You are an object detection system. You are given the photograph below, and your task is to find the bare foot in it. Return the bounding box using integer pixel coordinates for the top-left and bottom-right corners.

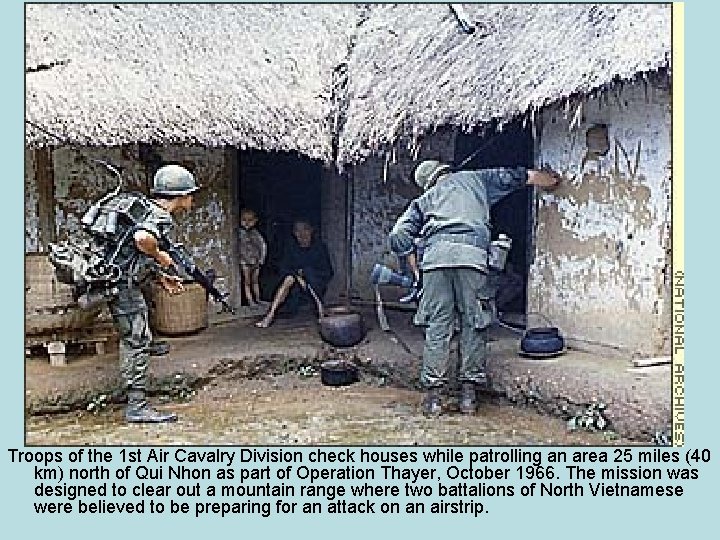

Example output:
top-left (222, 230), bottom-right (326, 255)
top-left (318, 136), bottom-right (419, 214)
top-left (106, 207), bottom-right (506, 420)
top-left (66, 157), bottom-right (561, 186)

top-left (255, 316), bottom-right (272, 328)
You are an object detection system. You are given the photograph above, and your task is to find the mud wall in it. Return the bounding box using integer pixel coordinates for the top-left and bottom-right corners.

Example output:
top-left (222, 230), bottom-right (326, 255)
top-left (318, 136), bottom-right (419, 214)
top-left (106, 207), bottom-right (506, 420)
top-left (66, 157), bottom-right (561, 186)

top-left (24, 145), bottom-right (240, 306)
top-left (530, 81), bottom-right (671, 355)
top-left (349, 131), bottom-right (456, 299)
top-left (24, 151), bottom-right (39, 252)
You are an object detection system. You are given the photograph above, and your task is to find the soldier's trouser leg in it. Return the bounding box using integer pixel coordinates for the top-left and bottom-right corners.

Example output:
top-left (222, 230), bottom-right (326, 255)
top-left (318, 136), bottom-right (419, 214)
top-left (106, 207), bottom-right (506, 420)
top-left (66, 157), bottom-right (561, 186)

top-left (415, 270), bottom-right (456, 389)
top-left (139, 284), bottom-right (169, 356)
top-left (114, 310), bottom-right (151, 394)
top-left (110, 288), bottom-right (177, 423)
top-left (454, 268), bottom-right (492, 384)
top-left (110, 287), bottom-right (152, 394)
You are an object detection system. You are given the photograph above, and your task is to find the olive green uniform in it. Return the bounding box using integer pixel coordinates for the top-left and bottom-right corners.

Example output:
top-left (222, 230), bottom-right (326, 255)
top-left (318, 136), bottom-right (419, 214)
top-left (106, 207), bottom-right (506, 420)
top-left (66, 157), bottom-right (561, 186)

top-left (105, 196), bottom-right (174, 405)
top-left (71, 164), bottom-right (200, 423)
top-left (389, 168), bottom-right (528, 388)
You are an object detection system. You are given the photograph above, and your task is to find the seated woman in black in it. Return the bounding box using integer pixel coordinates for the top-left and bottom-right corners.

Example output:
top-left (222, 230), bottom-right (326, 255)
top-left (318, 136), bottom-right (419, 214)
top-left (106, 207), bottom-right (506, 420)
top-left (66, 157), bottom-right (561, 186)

top-left (255, 220), bottom-right (333, 328)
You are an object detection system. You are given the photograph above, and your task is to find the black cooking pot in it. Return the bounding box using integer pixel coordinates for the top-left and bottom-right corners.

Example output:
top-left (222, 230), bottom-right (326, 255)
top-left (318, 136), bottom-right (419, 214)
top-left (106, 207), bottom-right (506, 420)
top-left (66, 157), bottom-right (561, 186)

top-left (320, 359), bottom-right (359, 386)
top-left (524, 326), bottom-right (560, 338)
top-left (520, 326), bottom-right (565, 356)
top-left (318, 306), bottom-right (366, 348)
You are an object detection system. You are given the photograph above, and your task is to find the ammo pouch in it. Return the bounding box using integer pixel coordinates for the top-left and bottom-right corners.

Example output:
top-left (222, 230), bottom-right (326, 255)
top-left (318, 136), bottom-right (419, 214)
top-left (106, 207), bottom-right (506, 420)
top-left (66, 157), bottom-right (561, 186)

top-left (488, 234), bottom-right (512, 272)
top-left (473, 295), bottom-right (495, 330)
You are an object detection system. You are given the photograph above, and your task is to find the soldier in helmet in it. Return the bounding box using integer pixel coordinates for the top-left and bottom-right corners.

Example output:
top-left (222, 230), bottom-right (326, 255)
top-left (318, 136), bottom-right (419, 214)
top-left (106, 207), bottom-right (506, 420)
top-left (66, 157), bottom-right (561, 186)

top-left (105, 164), bottom-right (200, 423)
top-left (389, 160), bottom-right (560, 416)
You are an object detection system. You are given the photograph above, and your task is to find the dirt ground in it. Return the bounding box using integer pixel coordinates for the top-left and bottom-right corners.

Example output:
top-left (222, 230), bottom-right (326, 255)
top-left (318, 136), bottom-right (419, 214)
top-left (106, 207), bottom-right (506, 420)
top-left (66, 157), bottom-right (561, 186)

top-left (26, 373), bottom-right (632, 446)
top-left (24, 307), bottom-right (671, 445)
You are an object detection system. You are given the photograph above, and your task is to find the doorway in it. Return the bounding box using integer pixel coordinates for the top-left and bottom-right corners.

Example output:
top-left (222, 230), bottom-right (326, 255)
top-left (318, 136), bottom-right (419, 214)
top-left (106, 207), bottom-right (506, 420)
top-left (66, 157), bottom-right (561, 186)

top-left (237, 149), bottom-right (323, 302)
top-left (454, 121), bottom-right (534, 316)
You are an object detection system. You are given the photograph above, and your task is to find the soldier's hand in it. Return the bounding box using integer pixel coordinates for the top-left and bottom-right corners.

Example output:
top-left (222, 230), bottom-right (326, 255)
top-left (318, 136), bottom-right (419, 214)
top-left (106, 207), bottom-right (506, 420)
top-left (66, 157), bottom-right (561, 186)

top-left (155, 250), bottom-right (175, 268)
top-left (541, 164), bottom-right (563, 186)
top-left (528, 168), bottom-right (561, 190)
top-left (159, 274), bottom-right (184, 295)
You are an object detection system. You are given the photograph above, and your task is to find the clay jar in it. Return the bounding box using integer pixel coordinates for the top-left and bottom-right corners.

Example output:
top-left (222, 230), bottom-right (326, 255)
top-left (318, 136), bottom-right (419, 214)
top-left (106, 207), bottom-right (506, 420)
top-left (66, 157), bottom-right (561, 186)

top-left (318, 306), bottom-right (366, 348)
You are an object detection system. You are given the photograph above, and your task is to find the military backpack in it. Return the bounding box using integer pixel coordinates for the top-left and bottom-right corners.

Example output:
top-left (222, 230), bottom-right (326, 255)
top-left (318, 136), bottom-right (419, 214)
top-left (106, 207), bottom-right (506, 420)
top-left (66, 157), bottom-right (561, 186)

top-left (48, 191), bottom-right (156, 308)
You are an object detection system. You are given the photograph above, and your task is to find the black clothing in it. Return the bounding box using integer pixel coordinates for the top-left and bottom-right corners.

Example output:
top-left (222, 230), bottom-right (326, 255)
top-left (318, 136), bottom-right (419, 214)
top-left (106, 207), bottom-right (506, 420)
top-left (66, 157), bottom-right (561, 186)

top-left (279, 238), bottom-right (333, 292)
top-left (278, 237), bottom-right (333, 314)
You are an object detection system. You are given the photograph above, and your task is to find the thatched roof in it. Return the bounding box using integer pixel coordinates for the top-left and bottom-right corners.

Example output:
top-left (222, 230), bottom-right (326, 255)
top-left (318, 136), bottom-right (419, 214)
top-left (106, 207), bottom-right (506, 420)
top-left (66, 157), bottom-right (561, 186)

top-left (338, 3), bottom-right (671, 163)
top-left (25, 4), bottom-right (671, 166)
top-left (25, 3), bottom-right (356, 161)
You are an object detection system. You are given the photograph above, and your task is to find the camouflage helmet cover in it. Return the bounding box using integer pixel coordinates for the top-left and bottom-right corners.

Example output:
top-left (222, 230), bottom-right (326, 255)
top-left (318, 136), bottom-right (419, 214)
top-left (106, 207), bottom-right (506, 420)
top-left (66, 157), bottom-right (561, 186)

top-left (151, 165), bottom-right (200, 197)
top-left (414, 160), bottom-right (451, 191)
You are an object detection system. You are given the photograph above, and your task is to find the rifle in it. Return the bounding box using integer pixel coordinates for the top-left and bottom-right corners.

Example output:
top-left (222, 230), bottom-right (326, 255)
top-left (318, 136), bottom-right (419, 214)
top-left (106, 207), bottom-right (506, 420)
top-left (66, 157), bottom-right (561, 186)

top-left (162, 241), bottom-right (236, 315)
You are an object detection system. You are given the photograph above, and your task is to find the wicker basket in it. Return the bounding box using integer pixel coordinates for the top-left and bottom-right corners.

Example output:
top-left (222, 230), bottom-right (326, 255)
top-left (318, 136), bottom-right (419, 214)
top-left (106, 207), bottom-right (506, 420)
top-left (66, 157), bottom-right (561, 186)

top-left (25, 253), bottom-right (106, 334)
top-left (150, 282), bottom-right (208, 336)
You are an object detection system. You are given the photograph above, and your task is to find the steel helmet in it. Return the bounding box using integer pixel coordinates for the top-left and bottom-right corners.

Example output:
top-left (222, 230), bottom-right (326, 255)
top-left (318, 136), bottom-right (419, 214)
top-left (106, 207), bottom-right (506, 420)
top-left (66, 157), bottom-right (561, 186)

top-left (414, 160), bottom-right (451, 191)
top-left (151, 165), bottom-right (200, 197)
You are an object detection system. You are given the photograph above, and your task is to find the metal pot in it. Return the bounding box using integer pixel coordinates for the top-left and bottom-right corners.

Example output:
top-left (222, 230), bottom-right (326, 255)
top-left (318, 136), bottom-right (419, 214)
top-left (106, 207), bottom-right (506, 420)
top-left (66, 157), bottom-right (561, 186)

top-left (520, 326), bottom-right (565, 357)
top-left (524, 326), bottom-right (560, 338)
top-left (320, 359), bottom-right (359, 386)
top-left (318, 306), bottom-right (366, 348)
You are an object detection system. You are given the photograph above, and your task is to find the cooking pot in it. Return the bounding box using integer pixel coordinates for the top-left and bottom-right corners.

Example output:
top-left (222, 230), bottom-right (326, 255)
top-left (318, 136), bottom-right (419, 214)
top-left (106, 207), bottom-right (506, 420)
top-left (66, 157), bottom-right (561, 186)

top-left (320, 359), bottom-right (359, 386)
top-left (318, 306), bottom-right (366, 348)
top-left (520, 326), bottom-right (565, 357)
top-left (524, 326), bottom-right (560, 338)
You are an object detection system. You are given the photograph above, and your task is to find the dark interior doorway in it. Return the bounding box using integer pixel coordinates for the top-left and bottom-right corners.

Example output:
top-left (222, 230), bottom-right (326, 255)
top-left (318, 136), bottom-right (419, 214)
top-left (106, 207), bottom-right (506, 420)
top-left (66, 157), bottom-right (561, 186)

top-left (238, 149), bottom-right (323, 302)
top-left (454, 121), bottom-right (534, 315)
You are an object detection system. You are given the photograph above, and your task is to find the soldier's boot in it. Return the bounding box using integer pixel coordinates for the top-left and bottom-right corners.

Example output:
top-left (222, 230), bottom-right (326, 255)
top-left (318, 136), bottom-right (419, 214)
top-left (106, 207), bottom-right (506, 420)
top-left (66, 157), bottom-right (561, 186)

top-left (125, 390), bottom-right (178, 423)
top-left (147, 340), bottom-right (170, 357)
top-left (459, 382), bottom-right (478, 415)
top-left (422, 387), bottom-right (442, 417)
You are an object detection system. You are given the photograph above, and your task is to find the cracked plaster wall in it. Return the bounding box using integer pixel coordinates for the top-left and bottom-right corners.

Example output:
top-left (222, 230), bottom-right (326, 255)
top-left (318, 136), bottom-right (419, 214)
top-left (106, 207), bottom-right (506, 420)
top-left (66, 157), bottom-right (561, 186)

top-left (531, 81), bottom-right (671, 355)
